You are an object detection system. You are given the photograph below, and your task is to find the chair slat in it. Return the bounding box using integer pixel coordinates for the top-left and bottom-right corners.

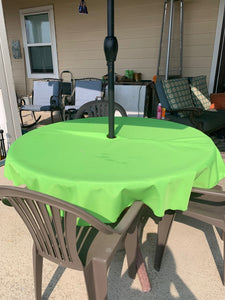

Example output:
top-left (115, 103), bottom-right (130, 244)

top-left (28, 200), bottom-right (56, 256)
top-left (64, 212), bottom-right (83, 269)
top-left (77, 226), bottom-right (92, 254)
top-left (16, 197), bottom-right (48, 253)
top-left (38, 203), bottom-right (62, 259)
top-left (36, 202), bottom-right (57, 257)
top-left (9, 197), bottom-right (43, 254)
top-left (51, 207), bottom-right (69, 262)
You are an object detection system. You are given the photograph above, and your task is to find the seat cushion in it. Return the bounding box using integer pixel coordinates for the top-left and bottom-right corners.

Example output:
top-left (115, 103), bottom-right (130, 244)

top-left (155, 81), bottom-right (171, 110)
top-left (162, 78), bottom-right (194, 118)
top-left (75, 79), bottom-right (102, 109)
top-left (189, 75), bottom-right (211, 110)
top-left (196, 109), bottom-right (225, 133)
top-left (33, 80), bottom-right (60, 106)
top-left (165, 109), bottom-right (225, 133)
top-left (65, 105), bottom-right (77, 110)
top-left (40, 105), bottom-right (52, 111)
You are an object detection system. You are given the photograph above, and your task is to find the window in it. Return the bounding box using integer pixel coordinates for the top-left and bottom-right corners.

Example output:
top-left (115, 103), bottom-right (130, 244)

top-left (20, 6), bottom-right (58, 79)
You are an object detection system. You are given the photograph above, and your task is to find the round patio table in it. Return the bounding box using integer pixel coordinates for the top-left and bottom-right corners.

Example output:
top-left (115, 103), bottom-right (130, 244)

top-left (4, 117), bottom-right (225, 223)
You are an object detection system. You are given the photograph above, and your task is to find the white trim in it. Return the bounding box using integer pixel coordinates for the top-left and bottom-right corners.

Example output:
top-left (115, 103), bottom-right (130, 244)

top-left (209, 0), bottom-right (225, 93)
top-left (20, 5), bottom-right (58, 79)
top-left (0, 0), bottom-right (21, 149)
top-left (20, 5), bottom-right (55, 15)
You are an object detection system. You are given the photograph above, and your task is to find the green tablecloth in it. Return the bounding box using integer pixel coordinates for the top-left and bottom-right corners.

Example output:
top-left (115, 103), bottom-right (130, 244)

top-left (4, 117), bottom-right (225, 223)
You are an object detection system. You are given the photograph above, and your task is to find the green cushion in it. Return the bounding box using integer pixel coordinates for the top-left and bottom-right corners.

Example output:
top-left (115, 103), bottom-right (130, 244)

top-left (162, 78), bottom-right (194, 118)
top-left (189, 75), bottom-right (211, 110)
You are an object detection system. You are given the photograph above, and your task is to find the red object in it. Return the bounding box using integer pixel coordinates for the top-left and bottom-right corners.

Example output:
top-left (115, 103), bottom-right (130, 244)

top-left (157, 103), bottom-right (162, 119)
top-left (210, 93), bottom-right (225, 109)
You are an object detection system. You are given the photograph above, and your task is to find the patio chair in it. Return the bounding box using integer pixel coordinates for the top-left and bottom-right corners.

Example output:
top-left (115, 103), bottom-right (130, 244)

top-left (152, 76), bottom-right (225, 134)
top-left (19, 79), bottom-right (64, 128)
top-left (64, 78), bottom-right (103, 120)
top-left (154, 187), bottom-right (225, 285)
top-left (74, 99), bottom-right (127, 119)
top-left (0, 185), bottom-right (144, 300)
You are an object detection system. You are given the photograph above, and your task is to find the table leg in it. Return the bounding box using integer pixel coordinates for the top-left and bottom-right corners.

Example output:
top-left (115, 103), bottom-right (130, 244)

top-left (154, 211), bottom-right (175, 271)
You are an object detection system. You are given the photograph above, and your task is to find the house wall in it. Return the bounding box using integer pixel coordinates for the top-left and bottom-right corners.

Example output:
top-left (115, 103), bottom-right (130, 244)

top-left (2, 0), bottom-right (220, 96)
top-left (183, 0), bottom-right (220, 78)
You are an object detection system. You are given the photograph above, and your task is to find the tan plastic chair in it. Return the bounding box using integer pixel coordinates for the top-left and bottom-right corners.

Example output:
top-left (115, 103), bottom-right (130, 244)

top-left (74, 99), bottom-right (127, 119)
top-left (154, 187), bottom-right (225, 285)
top-left (0, 186), bottom-right (143, 300)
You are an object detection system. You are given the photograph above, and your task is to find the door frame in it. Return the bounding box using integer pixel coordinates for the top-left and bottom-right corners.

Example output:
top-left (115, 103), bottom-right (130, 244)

top-left (0, 0), bottom-right (21, 150)
top-left (209, 0), bottom-right (225, 93)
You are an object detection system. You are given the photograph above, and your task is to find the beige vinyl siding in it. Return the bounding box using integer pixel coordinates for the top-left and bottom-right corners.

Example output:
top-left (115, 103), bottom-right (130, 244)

top-left (183, 0), bottom-right (220, 80)
top-left (2, 0), bottom-right (27, 96)
top-left (2, 0), bottom-right (220, 96)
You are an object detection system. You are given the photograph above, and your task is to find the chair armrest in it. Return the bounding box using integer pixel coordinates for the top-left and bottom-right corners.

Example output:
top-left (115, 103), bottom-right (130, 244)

top-left (191, 187), bottom-right (225, 197)
top-left (95, 96), bottom-right (103, 100)
top-left (113, 201), bottom-right (144, 233)
top-left (50, 95), bottom-right (64, 110)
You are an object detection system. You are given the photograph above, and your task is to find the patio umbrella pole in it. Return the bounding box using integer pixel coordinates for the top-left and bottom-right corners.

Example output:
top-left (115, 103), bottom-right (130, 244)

top-left (104, 0), bottom-right (118, 138)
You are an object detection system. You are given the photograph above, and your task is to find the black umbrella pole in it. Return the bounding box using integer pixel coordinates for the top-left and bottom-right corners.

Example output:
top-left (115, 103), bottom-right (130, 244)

top-left (107, 61), bottom-right (115, 138)
top-left (104, 0), bottom-right (118, 138)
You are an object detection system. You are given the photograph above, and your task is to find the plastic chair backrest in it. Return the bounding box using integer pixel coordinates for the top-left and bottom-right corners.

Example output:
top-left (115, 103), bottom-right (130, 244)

top-left (74, 100), bottom-right (127, 119)
top-left (75, 78), bottom-right (102, 109)
top-left (0, 186), bottom-right (115, 269)
top-left (0, 185), bottom-right (144, 299)
top-left (33, 80), bottom-right (60, 106)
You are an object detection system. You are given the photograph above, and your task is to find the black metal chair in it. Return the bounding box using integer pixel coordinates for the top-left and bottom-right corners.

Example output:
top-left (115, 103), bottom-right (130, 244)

top-left (19, 79), bottom-right (64, 128)
top-left (64, 78), bottom-right (104, 120)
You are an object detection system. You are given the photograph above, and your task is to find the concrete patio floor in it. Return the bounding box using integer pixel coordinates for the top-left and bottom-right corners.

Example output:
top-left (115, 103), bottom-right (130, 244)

top-left (1, 112), bottom-right (225, 299)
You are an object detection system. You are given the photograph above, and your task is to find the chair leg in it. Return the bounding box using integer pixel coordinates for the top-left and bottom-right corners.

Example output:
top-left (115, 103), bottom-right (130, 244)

top-left (84, 259), bottom-right (108, 300)
top-left (20, 110), bottom-right (41, 128)
top-left (32, 111), bottom-right (37, 121)
top-left (125, 226), bottom-right (138, 279)
top-left (19, 110), bottom-right (24, 127)
top-left (51, 111), bottom-right (54, 123)
top-left (60, 109), bottom-right (64, 121)
top-left (33, 244), bottom-right (43, 300)
top-left (223, 230), bottom-right (225, 285)
top-left (154, 211), bottom-right (175, 271)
